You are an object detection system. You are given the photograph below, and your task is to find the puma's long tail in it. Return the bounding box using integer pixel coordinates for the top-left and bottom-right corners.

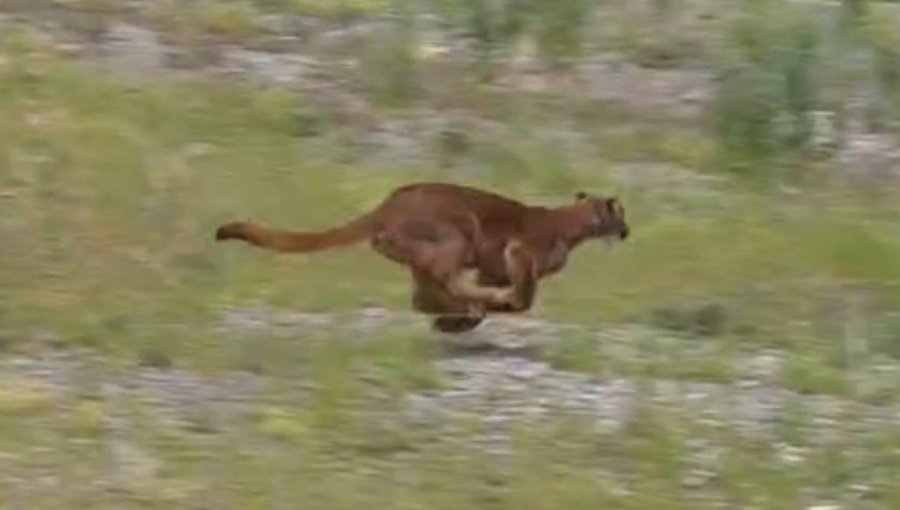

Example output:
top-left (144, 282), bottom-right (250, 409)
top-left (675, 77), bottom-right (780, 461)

top-left (214, 210), bottom-right (378, 253)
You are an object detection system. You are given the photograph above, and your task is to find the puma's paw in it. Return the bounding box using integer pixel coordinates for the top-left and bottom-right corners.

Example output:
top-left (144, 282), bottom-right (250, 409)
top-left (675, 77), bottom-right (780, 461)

top-left (494, 287), bottom-right (518, 306)
top-left (432, 315), bottom-right (484, 333)
top-left (492, 287), bottom-right (532, 313)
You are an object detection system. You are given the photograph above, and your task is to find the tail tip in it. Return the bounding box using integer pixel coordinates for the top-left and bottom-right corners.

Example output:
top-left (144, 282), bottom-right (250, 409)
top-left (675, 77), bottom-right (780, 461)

top-left (215, 221), bottom-right (243, 242)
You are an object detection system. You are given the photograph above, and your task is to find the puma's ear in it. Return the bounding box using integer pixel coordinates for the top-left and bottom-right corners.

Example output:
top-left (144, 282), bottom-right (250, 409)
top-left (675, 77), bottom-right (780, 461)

top-left (606, 197), bottom-right (625, 216)
top-left (575, 191), bottom-right (588, 201)
top-left (604, 197), bottom-right (618, 214)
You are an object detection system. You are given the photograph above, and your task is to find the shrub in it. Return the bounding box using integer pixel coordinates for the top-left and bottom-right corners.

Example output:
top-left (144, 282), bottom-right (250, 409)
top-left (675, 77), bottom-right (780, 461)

top-left (862, 14), bottom-right (900, 131)
top-left (712, 5), bottom-right (822, 175)
top-left (531, 0), bottom-right (590, 68)
top-left (198, 1), bottom-right (261, 43)
top-left (289, 0), bottom-right (391, 20)
top-left (362, 1), bottom-right (422, 106)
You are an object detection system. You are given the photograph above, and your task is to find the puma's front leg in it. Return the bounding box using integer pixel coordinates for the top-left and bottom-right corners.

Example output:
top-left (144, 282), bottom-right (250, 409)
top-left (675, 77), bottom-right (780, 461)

top-left (445, 269), bottom-right (514, 307)
top-left (497, 240), bottom-right (538, 312)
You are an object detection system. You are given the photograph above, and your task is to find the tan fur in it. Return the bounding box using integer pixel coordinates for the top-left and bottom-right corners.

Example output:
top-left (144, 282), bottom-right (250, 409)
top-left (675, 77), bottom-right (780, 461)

top-left (215, 182), bottom-right (629, 332)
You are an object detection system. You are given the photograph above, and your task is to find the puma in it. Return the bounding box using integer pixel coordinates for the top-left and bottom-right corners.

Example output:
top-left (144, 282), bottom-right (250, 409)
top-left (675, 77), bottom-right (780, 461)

top-left (215, 182), bottom-right (629, 333)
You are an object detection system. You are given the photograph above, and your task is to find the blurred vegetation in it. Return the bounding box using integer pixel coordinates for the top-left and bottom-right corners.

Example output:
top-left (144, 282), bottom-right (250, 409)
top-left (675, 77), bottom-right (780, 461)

top-left (1, 0), bottom-right (900, 508)
top-left (0, 0), bottom-right (899, 381)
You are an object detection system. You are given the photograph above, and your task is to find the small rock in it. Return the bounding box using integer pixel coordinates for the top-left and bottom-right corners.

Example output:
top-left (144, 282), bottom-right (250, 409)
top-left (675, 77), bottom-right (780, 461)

top-left (507, 361), bottom-right (547, 381)
top-left (839, 129), bottom-right (900, 179)
top-left (219, 47), bottom-right (320, 85)
top-left (739, 351), bottom-right (783, 381)
top-left (110, 441), bottom-right (161, 489)
top-left (98, 23), bottom-right (168, 73)
top-left (850, 484), bottom-right (874, 499)
top-left (681, 469), bottom-right (717, 489)
top-left (811, 110), bottom-right (838, 151)
top-left (776, 443), bottom-right (806, 465)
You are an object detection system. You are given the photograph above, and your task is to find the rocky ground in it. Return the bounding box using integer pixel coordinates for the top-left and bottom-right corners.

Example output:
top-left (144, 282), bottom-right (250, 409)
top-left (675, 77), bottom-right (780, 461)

top-left (3, 308), bottom-right (898, 460)
top-left (1, 308), bottom-right (898, 509)
top-left (2, 3), bottom-right (899, 177)
top-left (2, 3), bottom-right (900, 508)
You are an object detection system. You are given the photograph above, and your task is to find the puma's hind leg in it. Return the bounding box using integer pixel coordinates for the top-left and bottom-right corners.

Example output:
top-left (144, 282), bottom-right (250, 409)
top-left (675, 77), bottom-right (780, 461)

top-left (411, 269), bottom-right (485, 333)
top-left (371, 220), bottom-right (515, 307)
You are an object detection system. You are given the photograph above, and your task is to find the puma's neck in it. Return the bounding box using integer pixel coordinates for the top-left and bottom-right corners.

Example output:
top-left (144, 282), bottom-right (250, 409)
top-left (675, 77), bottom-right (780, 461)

top-left (525, 205), bottom-right (595, 247)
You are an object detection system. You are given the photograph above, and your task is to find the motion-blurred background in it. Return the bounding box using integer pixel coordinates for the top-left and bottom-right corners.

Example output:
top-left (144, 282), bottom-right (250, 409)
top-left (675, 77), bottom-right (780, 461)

top-left (1, 1), bottom-right (899, 508)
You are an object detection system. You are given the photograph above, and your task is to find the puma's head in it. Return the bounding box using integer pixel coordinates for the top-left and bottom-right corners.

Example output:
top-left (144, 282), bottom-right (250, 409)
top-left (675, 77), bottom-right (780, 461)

top-left (574, 192), bottom-right (630, 241)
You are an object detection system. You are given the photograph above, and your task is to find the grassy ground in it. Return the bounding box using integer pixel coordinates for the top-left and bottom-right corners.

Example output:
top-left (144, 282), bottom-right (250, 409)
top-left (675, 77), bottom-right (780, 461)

top-left (2, 38), bottom-right (899, 362)
top-left (2, 325), bottom-right (899, 510)
top-left (1, 12), bottom-right (900, 510)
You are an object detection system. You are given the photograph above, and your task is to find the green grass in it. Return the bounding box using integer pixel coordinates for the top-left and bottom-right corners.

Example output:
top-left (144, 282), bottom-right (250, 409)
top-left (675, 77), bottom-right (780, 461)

top-left (2, 34), bottom-right (900, 364)
top-left (286, 0), bottom-right (391, 20)
top-left (781, 352), bottom-right (854, 396)
top-left (3, 383), bottom-right (896, 510)
top-left (0, 380), bottom-right (57, 415)
top-left (2, 21), bottom-right (900, 510)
